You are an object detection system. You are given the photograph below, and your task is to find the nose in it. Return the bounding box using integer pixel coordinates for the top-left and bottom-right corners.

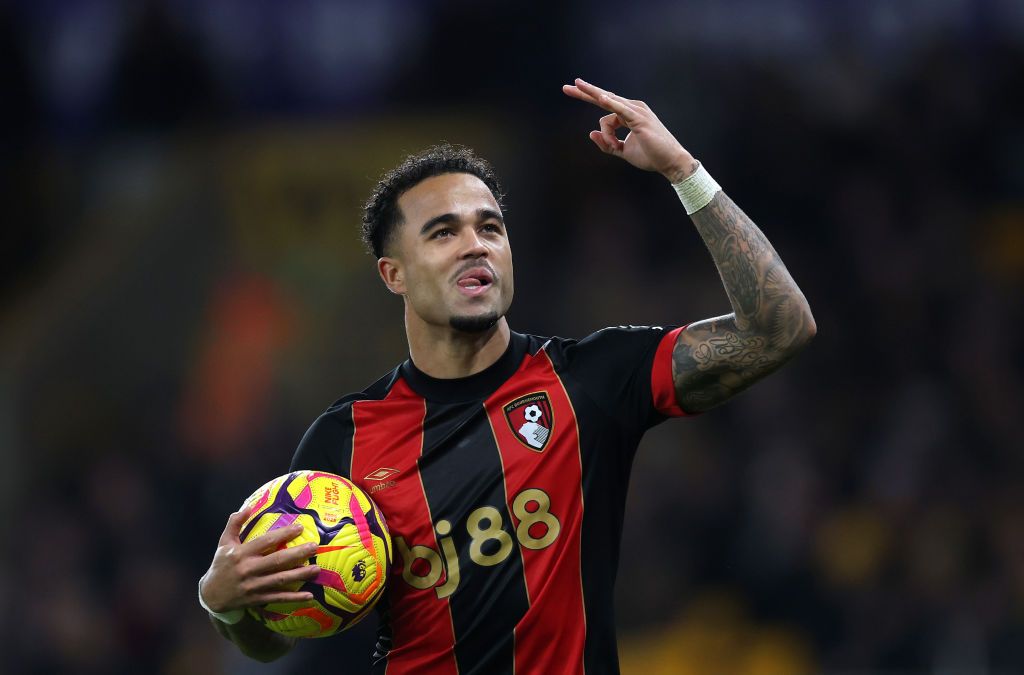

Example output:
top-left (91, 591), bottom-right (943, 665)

top-left (459, 229), bottom-right (488, 258)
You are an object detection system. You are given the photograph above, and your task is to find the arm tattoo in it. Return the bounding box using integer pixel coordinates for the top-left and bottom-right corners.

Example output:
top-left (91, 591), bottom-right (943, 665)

top-left (673, 192), bottom-right (815, 412)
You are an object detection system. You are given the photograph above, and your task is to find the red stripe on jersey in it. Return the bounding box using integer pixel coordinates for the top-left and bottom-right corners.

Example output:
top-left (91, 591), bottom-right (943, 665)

top-left (652, 325), bottom-right (689, 417)
top-left (350, 378), bottom-right (458, 675)
top-left (485, 348), bottom-right (586, 675)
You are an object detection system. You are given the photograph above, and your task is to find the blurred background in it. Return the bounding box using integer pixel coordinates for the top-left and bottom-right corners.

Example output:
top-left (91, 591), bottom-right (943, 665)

top-left (2, 0), bottom-right (1023, 673)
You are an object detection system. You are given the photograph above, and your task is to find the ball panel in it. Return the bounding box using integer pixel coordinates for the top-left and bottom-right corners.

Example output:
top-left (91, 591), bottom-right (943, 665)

top-left (249, 600), bottom-right (343, 638)
top-left (314, 520), bottom-right (384, 614)
top-left (239, 474), bottom-right (289, 536)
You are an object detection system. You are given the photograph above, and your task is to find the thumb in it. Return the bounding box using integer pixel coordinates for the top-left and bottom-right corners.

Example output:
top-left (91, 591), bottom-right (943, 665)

top-left (589, 130), bottom-right (620, 156)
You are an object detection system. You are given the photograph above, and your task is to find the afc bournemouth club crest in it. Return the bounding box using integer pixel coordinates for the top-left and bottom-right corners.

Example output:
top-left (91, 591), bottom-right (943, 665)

top-left (503, 392), bottom-right (554, 452)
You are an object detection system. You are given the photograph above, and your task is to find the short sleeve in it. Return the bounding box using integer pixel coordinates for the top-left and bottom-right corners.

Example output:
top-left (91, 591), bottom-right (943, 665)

top-left (557, 324), bottom-right (693, 438)
top-left (650, 325), bottom-right (688, 418)
top-left (288, 408), bottom-right (353, 478)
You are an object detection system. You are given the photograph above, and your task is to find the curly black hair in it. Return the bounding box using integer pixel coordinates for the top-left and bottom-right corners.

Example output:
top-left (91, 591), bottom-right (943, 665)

top-left (361, 144), bottom-right (506, 258)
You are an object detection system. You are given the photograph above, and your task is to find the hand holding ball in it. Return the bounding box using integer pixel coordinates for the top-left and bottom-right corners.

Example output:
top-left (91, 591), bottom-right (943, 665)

top-left (237, 470), bottom-right (392, 637)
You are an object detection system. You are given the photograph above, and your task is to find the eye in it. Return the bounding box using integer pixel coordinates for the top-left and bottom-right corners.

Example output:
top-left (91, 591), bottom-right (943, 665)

top-left (430, 227), bottom-right (453, 239)
top-left (482, 223), bottom-right (503, 234)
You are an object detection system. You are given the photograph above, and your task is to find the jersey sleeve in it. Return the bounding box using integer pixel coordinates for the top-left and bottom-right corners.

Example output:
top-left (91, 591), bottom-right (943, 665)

top-left (559, 324), bottom-right (693, 437)
top-left (288, 405), bottom-right (354, 478)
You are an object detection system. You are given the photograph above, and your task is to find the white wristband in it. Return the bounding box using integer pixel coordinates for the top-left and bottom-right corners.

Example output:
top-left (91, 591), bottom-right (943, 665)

top-left (198, 575), bottom-right (245, 625)
top-left (672, 162), bottom-right (721, 215)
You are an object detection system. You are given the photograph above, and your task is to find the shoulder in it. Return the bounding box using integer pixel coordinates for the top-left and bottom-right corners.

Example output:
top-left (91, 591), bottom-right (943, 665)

top-left (291, 365), bottom-right (404, 474)
top-left (337, 366), bottom-right (403, 407)
top-left (311, 366), bottom-right (404, 427)
top-left (531, 325), bottom-right (677, 367)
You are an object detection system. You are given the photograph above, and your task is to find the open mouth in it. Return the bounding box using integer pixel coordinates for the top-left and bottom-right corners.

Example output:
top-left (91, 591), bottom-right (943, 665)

top-left (456, 268), bottom-right (494, 296)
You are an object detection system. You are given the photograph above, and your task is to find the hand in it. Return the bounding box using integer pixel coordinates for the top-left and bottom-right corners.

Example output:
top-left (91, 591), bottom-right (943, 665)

top-left (562, 77), bottom-right (697, 182)
top-left (200, 509), bottom-right (321, 614)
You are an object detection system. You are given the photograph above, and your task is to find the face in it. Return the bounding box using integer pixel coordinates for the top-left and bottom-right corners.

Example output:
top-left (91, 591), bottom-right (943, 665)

top-left (379, 172), bottom-right (514, 333)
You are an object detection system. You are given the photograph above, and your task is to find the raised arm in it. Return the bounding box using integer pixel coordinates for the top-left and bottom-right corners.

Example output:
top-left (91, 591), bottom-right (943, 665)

top-left (563, 77), bottom-right (816, 413)
top-left (672, 192), bottom-right (815, 412)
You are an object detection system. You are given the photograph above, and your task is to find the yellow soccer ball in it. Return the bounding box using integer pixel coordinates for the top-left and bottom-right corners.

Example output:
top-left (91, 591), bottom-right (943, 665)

top-left (238, 470), bottom-right (392, 637)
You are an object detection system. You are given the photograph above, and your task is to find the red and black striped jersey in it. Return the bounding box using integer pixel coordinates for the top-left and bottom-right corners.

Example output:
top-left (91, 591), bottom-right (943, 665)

top-left (290, 326), bottom-right (692, 674)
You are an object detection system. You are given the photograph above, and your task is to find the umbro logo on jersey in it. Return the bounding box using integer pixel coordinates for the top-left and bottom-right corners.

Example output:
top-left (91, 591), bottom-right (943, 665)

top-left (365, 467), bottom-right (400, 481)
top-left (503, 392), bottom-right (554, 452)
top-left (365, 467), bottom-right (400, 494)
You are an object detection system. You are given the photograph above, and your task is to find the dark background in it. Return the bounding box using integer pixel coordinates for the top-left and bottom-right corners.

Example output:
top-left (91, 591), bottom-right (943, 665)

top-left (3, 1), bottom-right (1023, 673)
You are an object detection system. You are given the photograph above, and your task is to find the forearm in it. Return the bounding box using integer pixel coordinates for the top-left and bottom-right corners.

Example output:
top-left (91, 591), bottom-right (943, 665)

top-left (688, 190), bottom-right (815, 349)
top-left (210, 613), bottom-right (296, 663)
top-left (560, 78), bottom-right (814, 410)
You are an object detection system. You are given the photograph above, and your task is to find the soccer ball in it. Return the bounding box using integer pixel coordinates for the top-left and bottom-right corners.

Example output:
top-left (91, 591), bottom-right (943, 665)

top-left (238, 470), bottom-right (392, 637)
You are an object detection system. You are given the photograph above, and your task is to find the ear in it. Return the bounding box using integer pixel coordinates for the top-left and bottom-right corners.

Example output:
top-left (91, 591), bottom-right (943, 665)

top-left (378, 256), bottom-right (405, 295)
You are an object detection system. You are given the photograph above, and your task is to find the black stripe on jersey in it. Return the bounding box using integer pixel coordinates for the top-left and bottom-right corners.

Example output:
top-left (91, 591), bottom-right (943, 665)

top-left (289, 401), bottom-right (355, 479)
top-left (560, 374), bottom-right (632, 674)
top-left (418, 399), bottom-right (529, 675)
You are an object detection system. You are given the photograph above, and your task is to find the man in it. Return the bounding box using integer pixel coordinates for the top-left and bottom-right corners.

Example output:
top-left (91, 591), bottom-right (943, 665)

top-left (199, 78), bottom-right (816, 673)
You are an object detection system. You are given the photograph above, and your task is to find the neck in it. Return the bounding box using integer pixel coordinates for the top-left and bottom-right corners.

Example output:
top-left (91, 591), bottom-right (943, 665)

top-left (405, 309), bottom-right (512, 379)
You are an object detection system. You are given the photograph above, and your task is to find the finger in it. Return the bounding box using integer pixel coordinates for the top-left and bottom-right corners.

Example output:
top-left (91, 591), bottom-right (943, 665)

top-left (562, 84), bottom-right (600, 106)
top-left (251, 590), bottom-right (316, 606)
top-left (252, 542), bottom-right (318, 573)
top-left (598, 113), bottom-right (625, 151)
top-left (573, 77), bottom-right (613, 100)
top-left (589, 130), bottom-right (616, 155)
top-left (564, 80), bottom-right (643, 124)
top-left (242, 522), bottom-right (305, 555)
top-left (573, 78), bottom-right (643, 120)
top-left (595, 93), bottom-right (642, 126)
top-left (219, 509), bottom-right (250, 546)
top-left (249, 564), bottom-right (321, 592)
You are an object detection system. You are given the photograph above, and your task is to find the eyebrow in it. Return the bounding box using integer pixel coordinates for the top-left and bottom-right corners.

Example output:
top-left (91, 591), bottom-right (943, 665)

top-left (419, 209), bottom-right (505, 236)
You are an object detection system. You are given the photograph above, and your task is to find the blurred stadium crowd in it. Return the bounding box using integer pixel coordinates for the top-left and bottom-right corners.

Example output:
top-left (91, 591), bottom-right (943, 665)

top-left (2, 1), bottom-right (1023, 673)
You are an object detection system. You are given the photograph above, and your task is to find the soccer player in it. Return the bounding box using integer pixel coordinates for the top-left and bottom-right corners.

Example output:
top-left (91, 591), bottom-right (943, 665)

top-left (199, 78), bottom-right (816, 673)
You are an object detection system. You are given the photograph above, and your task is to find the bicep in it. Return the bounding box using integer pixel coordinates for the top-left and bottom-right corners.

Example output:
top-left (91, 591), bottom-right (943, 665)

top-left (671, 314), bottom-right (791, 413)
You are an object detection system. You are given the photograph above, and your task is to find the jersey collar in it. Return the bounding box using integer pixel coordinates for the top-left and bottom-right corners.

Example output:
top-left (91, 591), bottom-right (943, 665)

top-left (400, 331), bottom-right (528, 403)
